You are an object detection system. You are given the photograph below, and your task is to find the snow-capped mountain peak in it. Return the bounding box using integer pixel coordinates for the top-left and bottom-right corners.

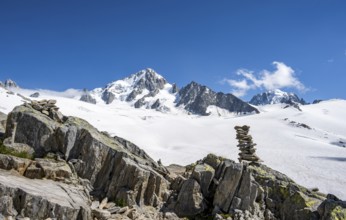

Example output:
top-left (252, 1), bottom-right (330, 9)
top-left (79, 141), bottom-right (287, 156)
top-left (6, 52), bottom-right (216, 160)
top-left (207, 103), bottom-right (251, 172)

top-left (116, 68), bottom-right (166, 89)
top-left (85, 68), bottom-right (177, 112)
top-left (249, 89), bottom-right (306, 106)
top-left (1, 79), bottom-right (19, 89)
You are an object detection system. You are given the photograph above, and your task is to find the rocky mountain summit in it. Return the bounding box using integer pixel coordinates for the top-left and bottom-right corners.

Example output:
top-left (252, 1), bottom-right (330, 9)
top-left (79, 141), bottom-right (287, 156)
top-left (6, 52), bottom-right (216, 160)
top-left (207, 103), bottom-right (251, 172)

top-left (177, 82), bottom-right (259, 115)
top-left (249, 89), bottom-right (306, 106)
top-left (0, 79), bottom-right (19, 89)
top-left (0, 102), bottom-right (345, 219)
top-left (95, 68), bottom-right (172, 111)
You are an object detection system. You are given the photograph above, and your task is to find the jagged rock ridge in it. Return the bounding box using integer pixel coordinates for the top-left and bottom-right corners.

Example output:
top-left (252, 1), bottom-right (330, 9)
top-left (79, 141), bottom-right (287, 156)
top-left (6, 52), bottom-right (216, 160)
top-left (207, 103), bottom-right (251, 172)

top-left (249, 89), bottom-right (306, 106)
top-left (177, 81), bottom-right (259, 115)
top-left (84, 68), bottom-right (259, 115)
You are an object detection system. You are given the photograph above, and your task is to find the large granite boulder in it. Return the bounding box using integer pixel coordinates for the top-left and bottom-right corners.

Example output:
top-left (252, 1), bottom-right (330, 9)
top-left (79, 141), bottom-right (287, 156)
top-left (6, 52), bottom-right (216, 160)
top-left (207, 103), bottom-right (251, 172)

top-left (174, 179), bottom-right (205, 217)
top-left (0, 169), bottom-right (91, 220)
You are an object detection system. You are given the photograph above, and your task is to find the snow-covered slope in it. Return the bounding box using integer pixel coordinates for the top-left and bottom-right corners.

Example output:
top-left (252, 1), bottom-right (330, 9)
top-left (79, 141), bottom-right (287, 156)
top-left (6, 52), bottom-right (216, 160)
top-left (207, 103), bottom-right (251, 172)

top-left (1, 84), bottom-right (346, 200)
top-left (250, 89), bottom-right (306, 105)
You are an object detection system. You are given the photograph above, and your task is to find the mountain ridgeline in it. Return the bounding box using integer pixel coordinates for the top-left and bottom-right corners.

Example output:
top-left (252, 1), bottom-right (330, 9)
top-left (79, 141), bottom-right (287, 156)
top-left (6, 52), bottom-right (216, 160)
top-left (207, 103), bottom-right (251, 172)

top-left (82, 68), bottom-right (259, 115)
top-left (177, 81), bottom-right (259, 115)
top-left (249, 89), bottom-right (306, 106)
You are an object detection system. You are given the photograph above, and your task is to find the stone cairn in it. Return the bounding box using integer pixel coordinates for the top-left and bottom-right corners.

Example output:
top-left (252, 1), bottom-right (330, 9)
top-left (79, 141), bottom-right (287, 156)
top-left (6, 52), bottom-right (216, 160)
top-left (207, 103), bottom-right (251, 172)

top-left (235, 125), bottom-right (262, 165)
top-left (24, 99), bottom-right (64, 123)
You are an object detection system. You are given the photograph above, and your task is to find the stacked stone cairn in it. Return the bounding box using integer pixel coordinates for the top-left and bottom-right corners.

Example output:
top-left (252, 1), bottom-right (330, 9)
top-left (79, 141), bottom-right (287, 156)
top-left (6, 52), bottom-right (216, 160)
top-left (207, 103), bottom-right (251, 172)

top-left (235, 125), bottom-right (262, 165)
top-left (24, 99), bottom-right (64, 123)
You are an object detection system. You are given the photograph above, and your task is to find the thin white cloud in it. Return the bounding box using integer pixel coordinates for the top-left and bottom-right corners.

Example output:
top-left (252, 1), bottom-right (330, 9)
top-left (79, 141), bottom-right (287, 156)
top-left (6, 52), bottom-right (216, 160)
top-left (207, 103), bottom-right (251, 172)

top-left (224, 62), bottom-right (307, 97)
top-left (223, 79), bottom-right (254, 97)
top-left (327, 58), bottom-right (334, 63)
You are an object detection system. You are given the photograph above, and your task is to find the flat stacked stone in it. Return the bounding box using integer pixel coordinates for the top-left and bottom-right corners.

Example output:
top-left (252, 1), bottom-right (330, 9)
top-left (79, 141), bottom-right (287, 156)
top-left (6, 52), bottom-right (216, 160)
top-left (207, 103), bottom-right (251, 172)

top-left (234, 125), bottom-right (262, 165)
top-left (24, 99), bottom-right (64, 123)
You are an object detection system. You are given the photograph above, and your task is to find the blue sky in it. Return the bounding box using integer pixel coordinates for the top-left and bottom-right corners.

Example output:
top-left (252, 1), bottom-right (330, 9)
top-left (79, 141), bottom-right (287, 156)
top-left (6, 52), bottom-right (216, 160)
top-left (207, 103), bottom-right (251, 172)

top-left (1, 0), bottom-right (346, 102)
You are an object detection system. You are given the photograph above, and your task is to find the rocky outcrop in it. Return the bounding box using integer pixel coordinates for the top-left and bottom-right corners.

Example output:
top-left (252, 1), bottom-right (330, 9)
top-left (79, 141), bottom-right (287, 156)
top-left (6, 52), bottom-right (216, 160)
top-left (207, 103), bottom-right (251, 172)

top-left (171, 83), bottom-right (179, 93)
top-left (102, 90), bottom-right (116, 104)
top-left (313, 99), bottom-right (323, 104)
top-left (0, 169), bottom-right (91, 220)
top-left (318, 194), bottom-right (346, 220)
top-left (164, 154), bottom-right (337, 220)
top-left (0, 111), bottom-right (6, 138)
top-left (4, 79), bottom-right (19, 88)
top-left (126, 89), bottom-right (143, 102)
top-left (4, 103), bottom-right (169, 209)
top-left (0, 154), bottom-right (32, 175)
top-left (29, 92), bottom-right (40, 98)
top-left (134, 89), bottom-right (161, 109)
top-left (80, 90), bottom-right (96, 104)
top-left (177, 82), bottom-right (259, 115)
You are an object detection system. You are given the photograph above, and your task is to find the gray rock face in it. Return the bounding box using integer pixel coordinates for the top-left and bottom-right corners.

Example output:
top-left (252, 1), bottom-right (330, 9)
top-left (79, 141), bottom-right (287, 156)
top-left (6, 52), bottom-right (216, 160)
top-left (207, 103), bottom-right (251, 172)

top-left (4, 104), bottom-right (169, 208)
top-left (133, 69), bottom-right (167, 92)
top-left (134, 89), bottom-right (161, 109)
top-left (249, 89), bottom-right (306, 106)
top-left (0, 111), bottom-right (6, 138)
top-left (177, 82), bottom-right (259, 115)
top-left (126, 89), bottom-right (143, 102)
top-left (0, 154), bottom-right (32, 175)
top-left (313, 99), bottom-right (323, 104)
top-left (4, 79), bottom-right (19, 88)
top-left (191, 164), bottom-right (214, 197)
top-left (151, 99), bottom-right (161, 109)
top-left (174, 179), bottom-right (205, 217)
top-left (318, 194), bottom-right (346, 220)
top-left (80, 92), bottom-right (96, 104)
top-left (134, 97), bottom-right (145, 108)
top-left (0, 169), bottom-right (91, 220)
top-left (171, 83), bottom-right (179, 93)
top-left (102, 91), bottom-right (115, 104)
top-left (213, 161), bottom-right (244, 213)
top-left (29, 92), bottom-right (40, 98)
top-left (5, 105), bottom-right (60, 157)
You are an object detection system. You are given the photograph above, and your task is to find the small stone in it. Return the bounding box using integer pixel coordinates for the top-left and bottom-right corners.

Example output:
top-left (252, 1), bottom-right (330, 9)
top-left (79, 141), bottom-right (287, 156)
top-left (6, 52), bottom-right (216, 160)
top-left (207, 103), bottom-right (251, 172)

top-left (118, 206), bottom-right (128, 214)
top-left (48, 99), bottom-right (57, 105)
top-left (99, 197), bottom-right (108, 209)
top-left (91, 201), bottom-right (100, 209)
top-left (42, 110), bottom-right (49, 115)
top-left (108, 206), bottom-right (121, 214)
top-left (105, 202), bottom-right (116, 209)
top-left (92, 208), bottom-right (111, 220)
